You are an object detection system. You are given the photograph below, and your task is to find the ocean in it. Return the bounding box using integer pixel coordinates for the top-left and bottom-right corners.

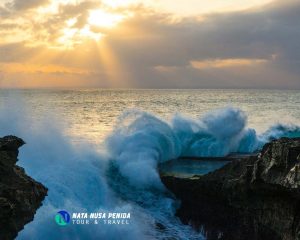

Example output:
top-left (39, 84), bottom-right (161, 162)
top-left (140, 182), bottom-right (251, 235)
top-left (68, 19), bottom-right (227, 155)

top-left (1, 89), bottom-right (300, 239)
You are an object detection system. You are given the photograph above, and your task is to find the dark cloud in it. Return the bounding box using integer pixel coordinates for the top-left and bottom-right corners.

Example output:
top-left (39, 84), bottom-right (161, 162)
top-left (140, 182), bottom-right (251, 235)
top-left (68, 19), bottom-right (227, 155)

top-left (9, 0), bottom-right (50, 11)
top-left (0, 6), bottom-right (10, 17)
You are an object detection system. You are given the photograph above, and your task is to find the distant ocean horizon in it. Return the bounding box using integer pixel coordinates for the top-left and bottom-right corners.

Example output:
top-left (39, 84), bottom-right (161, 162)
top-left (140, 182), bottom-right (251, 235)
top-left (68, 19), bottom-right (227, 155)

top-left (1, 88), bottom-right (300, 143)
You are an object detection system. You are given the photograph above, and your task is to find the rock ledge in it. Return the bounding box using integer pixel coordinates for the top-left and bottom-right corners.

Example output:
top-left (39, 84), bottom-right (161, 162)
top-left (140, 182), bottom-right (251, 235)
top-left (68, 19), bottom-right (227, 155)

top-left (161, 138), bottom-right (300, 240)
top-left (0, 136), bottom-right (47, 240)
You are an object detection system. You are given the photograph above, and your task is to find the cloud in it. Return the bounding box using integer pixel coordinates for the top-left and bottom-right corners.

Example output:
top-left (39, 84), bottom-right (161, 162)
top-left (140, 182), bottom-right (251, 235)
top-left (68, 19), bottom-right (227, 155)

top-left (0, 62), bottom-right (93, 75)
top-left (190, 59), bottom-right (268, 69)
top-left (9, 0), bottom-right (50, 11)
top-left (58, 1), bottom-right (101, 28)
top-left (97, 0), bottom-right (300, 88)
top-left (1, 0), bottom-right (300, 89)
top-left (0, 6), bottom-right (10, 16)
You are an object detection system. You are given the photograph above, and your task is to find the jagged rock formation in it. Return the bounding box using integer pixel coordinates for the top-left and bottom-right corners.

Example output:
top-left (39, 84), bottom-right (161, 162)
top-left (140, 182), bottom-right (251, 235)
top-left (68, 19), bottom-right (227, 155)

top-left (161, 138), bottom-right (300, 240)
top-left (0, 136), bottom-right (47, 240)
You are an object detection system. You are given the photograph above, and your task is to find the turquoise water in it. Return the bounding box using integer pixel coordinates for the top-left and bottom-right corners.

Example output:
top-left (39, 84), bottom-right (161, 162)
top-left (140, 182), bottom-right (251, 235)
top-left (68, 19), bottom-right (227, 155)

top-left (159, 159), bottom-right (229, 178)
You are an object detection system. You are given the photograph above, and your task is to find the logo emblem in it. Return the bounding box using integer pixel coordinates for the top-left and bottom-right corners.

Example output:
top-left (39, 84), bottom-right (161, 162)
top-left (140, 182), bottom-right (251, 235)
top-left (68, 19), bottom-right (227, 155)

top-left (55, 210), bottom-right (70, 226)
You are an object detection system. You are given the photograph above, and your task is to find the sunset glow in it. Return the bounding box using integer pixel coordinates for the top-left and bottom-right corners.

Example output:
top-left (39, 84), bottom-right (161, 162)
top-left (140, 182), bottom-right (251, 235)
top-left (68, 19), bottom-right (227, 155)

top-left (0, 0), bottom-right (299, 89)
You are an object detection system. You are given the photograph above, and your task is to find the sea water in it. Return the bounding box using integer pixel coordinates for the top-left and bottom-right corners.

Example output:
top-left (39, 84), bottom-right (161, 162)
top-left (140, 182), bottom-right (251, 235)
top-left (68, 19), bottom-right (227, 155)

top-left (0, 89), bottom-right (300, 239)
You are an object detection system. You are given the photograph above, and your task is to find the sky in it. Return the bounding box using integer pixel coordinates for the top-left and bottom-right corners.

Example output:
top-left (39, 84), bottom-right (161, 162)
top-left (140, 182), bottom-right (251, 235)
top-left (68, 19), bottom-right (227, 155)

top-left (0, 0), bottom-right (299, 89)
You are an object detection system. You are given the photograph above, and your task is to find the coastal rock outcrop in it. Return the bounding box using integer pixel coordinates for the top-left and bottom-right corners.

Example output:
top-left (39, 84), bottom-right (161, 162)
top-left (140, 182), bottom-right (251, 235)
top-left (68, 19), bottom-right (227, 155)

top-left (161, 138), bottom-right (300, 240)
top-left (0, 136), bottom-right (47, 240)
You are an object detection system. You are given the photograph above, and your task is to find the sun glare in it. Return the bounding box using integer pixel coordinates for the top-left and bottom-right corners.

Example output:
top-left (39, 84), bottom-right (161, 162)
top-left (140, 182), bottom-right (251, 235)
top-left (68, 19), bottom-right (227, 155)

top-left (55, 9), bottom-right (125, 48)
top-left (102, 0), bottom-right (139, 8)
top-left (88, 10), bottom-right (124, 28)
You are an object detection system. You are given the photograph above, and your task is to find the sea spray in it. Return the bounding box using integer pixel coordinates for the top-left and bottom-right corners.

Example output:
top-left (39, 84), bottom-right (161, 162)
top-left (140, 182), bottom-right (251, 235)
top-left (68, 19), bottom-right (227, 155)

top-left (173, 107), bottom-right (258, 157)
top-left (105, 110), bottom-right (181, 188)
top-left (0, 98), bottom-right (151, 239)
top-left (172, 107), bottom-right (300, 157)
top-left (0, 98), bottom-right (202, 239)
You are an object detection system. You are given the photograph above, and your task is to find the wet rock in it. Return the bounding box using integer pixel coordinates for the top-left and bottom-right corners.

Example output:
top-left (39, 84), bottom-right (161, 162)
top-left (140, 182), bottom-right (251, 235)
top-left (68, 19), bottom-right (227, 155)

top-left (0, 136), bottom-right (47, 240)
top-left (161, 138), bottom-right (300, 240)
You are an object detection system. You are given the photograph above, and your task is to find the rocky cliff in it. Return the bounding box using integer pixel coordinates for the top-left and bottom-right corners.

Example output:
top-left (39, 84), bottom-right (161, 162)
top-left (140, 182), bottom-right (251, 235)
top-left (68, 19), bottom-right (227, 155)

top-left (161, 138), bottom-right (300, 240)
top-left (0, 136), bottom-right (47, 240)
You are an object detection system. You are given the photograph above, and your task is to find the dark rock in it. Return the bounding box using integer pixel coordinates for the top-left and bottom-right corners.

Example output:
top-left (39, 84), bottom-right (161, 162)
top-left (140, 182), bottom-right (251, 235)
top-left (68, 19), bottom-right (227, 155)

top-left (0, 135), bottom-right (25, 152)
top-left (0, 136), bottom-right (47, 240)
top-left (161, 138), bottom-right (300, 240)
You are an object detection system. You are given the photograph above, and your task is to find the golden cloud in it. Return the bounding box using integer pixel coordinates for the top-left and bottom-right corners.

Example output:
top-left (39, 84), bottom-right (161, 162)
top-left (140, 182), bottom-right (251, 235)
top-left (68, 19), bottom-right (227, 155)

top-left (0, 62), bottom-right (92, 75)
top-left (190, 58), bottom-right (268, 69)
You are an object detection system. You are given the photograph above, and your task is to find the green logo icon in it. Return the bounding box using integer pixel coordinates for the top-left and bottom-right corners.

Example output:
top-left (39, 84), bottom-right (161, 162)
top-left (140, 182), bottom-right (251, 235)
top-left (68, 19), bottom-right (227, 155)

top-left (55, 210), bottom-right (70, 226)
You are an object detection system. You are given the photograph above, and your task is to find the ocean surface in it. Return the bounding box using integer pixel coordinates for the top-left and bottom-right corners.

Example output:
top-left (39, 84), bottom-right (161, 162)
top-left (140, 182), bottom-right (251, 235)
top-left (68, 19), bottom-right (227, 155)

top-left (1, 89), bottom-right (300, 239)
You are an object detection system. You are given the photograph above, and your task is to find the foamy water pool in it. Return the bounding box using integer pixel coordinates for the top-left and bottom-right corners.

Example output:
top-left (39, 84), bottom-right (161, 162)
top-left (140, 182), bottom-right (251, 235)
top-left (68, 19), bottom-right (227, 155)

top-left (159, 158), bottom-right (229, 178)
